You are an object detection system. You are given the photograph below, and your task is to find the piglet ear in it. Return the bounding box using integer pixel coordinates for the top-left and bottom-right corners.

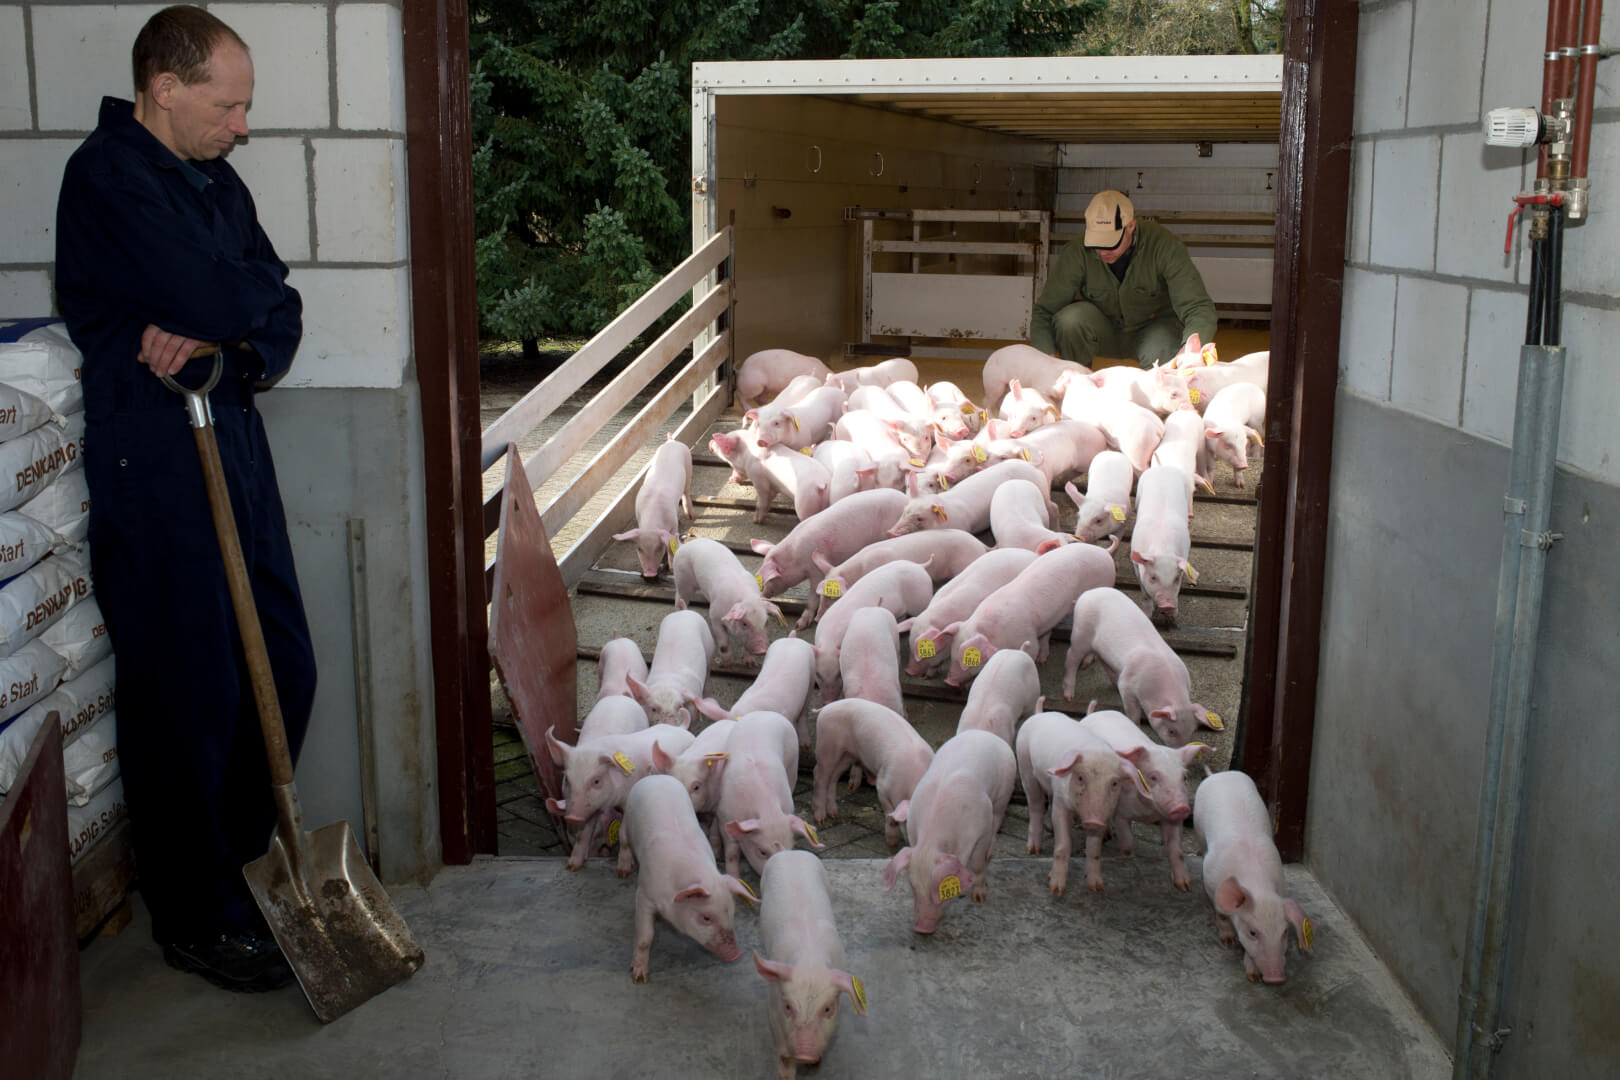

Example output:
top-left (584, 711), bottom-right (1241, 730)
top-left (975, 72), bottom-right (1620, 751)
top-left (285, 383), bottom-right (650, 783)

top-left (626, 675), bottom-right (652, 706)
top-left (749, 539), bottom-right (775, 555)
top-left (650, 742), bottom-right (675, 773)
top-left (1130, 550), bottom-right (1151, 565)
top-left (1206, 425), bottom-right (1226, 439)
top-left (882, 847), bottom-right (913, 892)
top-left (544, 797), bottom-right (566, 816)
top-left (1284, 899), bottom-right (1311, 951)
top-left (725, 818), bottom-right (762, 837)
top-left (744, 409), bottom-right (759, 422)
top-left (1048, 749), bottom-right (1083, 778)
top-left (830, 969), bottom-right (868, 1015)
top-left (544, 725), bottom-right (571, 766)
top-left (754, 952), bottom-right (793, 984)
top-left (724, 601), bottom-right (749, 624)
top-left (1213, 876), bottom-right (1251, 915)
top-left (672, 884), bottom-right (712, 903)
top-left (790, 816), bottom-right (824, 848)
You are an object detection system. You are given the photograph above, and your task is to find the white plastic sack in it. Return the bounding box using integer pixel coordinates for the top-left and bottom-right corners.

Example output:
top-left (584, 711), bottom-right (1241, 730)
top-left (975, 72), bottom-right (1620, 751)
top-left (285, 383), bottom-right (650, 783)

top-left (0, 638), bottom-right (68, 725)
top-left (0, 321), bottom-right (85, 415)
top-left (68, 776), bottom-right (126, 866)
top-left (63, 708), bottom-right (118, 807)
top-left (0, 411), bottom-right (85, 514)
top-left (0, 548), bottom-right (90, 658)
top-left (0, 382), bottom-right (63, 443)
top-left (0, 655), bottom-right (116, 790)
top-left (0, 509), bottom-right (69, 581)
top-left (42, 594), bottom-right (110, 680)
top-left (17, 468), bottom-right (89, 545)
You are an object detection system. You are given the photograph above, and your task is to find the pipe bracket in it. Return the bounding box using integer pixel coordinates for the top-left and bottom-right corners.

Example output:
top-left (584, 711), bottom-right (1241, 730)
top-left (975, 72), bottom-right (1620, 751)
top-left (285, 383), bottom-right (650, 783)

top-left (1503, 496), bottom-right (1526, 515)
top-left (1488, 1027), bottom-right (1513, 1052)
top-left (1519, 529), bottom-right (1564, 550)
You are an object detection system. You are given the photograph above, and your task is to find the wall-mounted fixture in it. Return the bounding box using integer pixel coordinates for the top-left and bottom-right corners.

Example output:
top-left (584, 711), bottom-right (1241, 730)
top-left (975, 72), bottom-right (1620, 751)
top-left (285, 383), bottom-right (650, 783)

top-left (1196, 141), bottom-right (1213, 158)
top-left (807, 145), bottom-right (822, 174)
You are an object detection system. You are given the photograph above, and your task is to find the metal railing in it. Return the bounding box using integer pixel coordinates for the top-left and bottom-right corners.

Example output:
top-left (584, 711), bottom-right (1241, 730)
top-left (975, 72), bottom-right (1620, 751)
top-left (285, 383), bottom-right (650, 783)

top-left (479, 226), bottom-right (735, 589)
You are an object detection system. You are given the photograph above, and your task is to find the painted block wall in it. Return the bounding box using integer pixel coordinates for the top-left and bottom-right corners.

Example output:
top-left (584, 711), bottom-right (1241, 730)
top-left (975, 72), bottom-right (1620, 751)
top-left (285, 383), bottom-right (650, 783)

top-left (1312, 0), bottom-right (1620, 1071)
top-left (0, 1), bottom-right (439, 883)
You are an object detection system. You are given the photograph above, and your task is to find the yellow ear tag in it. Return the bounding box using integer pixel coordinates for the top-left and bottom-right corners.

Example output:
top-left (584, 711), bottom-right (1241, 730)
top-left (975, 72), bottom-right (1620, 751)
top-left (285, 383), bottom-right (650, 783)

top-left (822, 580), bottom-right (842, 598)
top-left (1189, 388), bottom-right (1202, 405)
top-left (916, 639), bottom-right (936, 659)
top-left (1183, 563), bottom-right (1199, 584)
top-left (791, 414), bottom-right (801, 431)
top-left (938, 875), bottom-right (962, 901)
top-left (755, 573), bottom-right (764, 589)
top-left (612, 752), bottom-right (634, 775)
top-left (804, 823), bottom-right (820, 846)
top-left (1301, 916), bottom-right (1314, 951)
top-left (1020, 449), bottom-right (1032, 462)
top-left (738, 878), bottom-right (760, 905)
top-left (1137, 769), bottom-right (1152, 792)
top-left (931, 505), bottom-right (949, 523)
top-left (607, 819), bottom-right (621, 846)
top-left (851, 975), bottom-right (868, 1011)
top-left (960, 401), bottom-right (976, 414)
top-left (703, 752), bottom-right (728, 766)
top-left (799, 446), bottom-right (814, 456)
top-left (908, 457), bottom-right (927, 468)
top-left (939, 475), bottom-right (950, 490)
top-left (1201, 343), bottom-right (1218, 366)
top-left (973, 446), bottom-right (987, 463)
top-left (668, 537), bottom-right (679, 558)
top-left (1110, 505), bottom-right (1126, 523)
top-left (1204, 710), bottom-right (1225, 731)
top-left (962, 647), bottom-right (981, 668)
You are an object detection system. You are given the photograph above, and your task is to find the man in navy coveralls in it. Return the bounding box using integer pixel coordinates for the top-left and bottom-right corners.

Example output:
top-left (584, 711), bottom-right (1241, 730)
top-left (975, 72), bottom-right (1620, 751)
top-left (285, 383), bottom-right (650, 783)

top-left (54, 5), bottom-right (316, 992)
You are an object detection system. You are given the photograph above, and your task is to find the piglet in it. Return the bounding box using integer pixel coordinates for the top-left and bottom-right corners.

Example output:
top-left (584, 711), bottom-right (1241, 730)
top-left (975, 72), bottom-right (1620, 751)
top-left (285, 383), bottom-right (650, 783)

top-left (754, 385), bottom-right (847, 451)
top-left (811, 560), bottom-right (934, 700)
top-left (750, 488), bottom-right (909, 610)
top-left (1066, 449), bottom-right (1134, 543)
top-left (596, 636), bottom-right (649, 701)
top-left (812, 441), bottom-right (876, 506)
top-left (673, 537), bottom-right (785, 663)
top-left (717, 711), bottom-right (822, 876)
top-left (887, 459), bottom-right (1054, 538)
top-left (651, 717), bottom-right (735, 819)
top-left (1184, 350), bottom-right (1269, 410)
top-left (1129, 464), bottom-right (1194, 623)
top-left (808, 530), bottom-right (986, 623)
top-left (618, 774), bottom-right (756, 982)
top-left (1202, 382), bottom-right (1266, 488)
top-left (760, 445), bottom-right (832, 520)
top-left (1017, 711), bottom-right (1146, 894)
top-left (811, 699), bottom-right (932, 850)
top-left (1062, 587), bottom-right (1218, 748)
top-left (627, 609), bottom-right (715, 727)
top-left (824, 357), bottom-right (919, 392)
top-left (925, 380), bottom-right (980, 439)
top-left (1061, 377), bottom-right (1165, 473)
top-left (998, 379), bottom-right (1057, 437)
top-left (833, 410), bottom-right (915, 491)
top-left (692, 637), bottom-right (817, 750)
top-left (883, 729), bottom-right (1016, 932)
top-left (710, 427), bottom-right (767, 486)
top-left (612, 437), bottom-right (693, 578)
top-left (838, 606), bottom-right (907, 719)
top-left (737, 349), bottom-right (832, 408)
top-left (1152, 409), bottom-right (1216, 502)
top-left (543, 694), bottom-right (648, 863)
top-left (1079, 708), bottom-right (1209, 890)
top-left (848, 384), bottom-right (933, 459)
top-left (904, 548), bottom-right (1036, 677)
top-left (957, 649), bottom-right (1043, 748)
top-left (1015, 419), bottom-right (1108, 487)
top-left (754, 851), bottom-right (868, 1080)
top-left (941, 542), bottom-right (1117, 685)
top-left (545, 722), bottom-right (696, 869)
top-left (983, 344), bottom-right (1087, 416)
top-left (990, 478), bottom-right (1075, 553)
top-left (1194, 770), bottom-right (1313, 984)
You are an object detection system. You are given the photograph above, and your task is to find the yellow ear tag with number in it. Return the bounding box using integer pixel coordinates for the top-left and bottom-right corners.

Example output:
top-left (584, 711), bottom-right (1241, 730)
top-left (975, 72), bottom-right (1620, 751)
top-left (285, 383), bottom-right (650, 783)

top-left (962, 647), bottom-right (981, 668)
top-left (790, 414), bottom-right (801, 431)
top-left (851, 975), bottom-right (868, 1011)
top-left (973, 445), bottom-right (987, 463)
top-left (916, 639), bottom-right (936, 659)
top-left (960, 401), bottom-right (977, 415)
top-left (612, 752), bottom-right (634, 775)
top-left (799, 446), bottom-right (814, 456)
top-left (1300, 916), bottom-right (1314, 951)
top-left (668, 537), bottom-right (679, 558)
top-left (822, 580), bottom-right (842, 598)
top-left (1137, 769), bottom-right (1152, 793)
top-left (607, 819), bottom-right (621, 846)
top-left (804, 823), bottom-right (821, 846)
top-left (755, 573), bottom-right (764, 589)
top-left (1189, 388), bottom-right (1202, 406)
top-left (1201, 343), bottom-right (1219, 366)
top-left (1183, 562), bottom-right (1199, 584)
top-left (1204, 710), bottom-right (1225, 731)
top-left (938, 875), bottom-right (962, 901)
top-left (1110, 505), bottom-right (1126, 523)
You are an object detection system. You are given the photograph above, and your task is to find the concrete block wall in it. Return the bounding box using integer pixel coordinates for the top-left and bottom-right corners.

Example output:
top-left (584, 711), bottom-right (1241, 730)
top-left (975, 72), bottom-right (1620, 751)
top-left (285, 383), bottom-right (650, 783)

top-left (1310, 1), bottom-right (1620, 1073)
top-left (0, 1), bottom-right (440, 884)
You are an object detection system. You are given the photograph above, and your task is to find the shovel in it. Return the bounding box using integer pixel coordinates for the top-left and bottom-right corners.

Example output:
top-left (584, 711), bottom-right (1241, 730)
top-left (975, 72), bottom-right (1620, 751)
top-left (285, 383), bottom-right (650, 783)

top-left (165, 349), bottom-right (424, 1023)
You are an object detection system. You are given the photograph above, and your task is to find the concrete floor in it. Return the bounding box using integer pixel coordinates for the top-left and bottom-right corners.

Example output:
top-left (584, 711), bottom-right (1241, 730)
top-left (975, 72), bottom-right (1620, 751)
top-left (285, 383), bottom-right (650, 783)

top-left (75, 856), bottom-right (1448, 1079)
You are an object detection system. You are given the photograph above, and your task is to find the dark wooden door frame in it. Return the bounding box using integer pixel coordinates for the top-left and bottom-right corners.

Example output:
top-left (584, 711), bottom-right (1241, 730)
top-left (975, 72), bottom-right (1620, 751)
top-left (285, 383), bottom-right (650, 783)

top-left (403, 0), bottom-right (1355, 866)
top-left (403, 0), bottom-right (496, 864)
top-left (1237, 0), bottom-right (1358, 861)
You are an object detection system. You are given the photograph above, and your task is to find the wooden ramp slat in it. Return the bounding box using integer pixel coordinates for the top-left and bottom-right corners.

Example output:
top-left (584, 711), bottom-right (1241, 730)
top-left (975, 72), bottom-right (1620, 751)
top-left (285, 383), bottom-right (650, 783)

top-left (488, 443), bottom-right (578, 808)
top-left (571, 574), bottom-right (1240, 658)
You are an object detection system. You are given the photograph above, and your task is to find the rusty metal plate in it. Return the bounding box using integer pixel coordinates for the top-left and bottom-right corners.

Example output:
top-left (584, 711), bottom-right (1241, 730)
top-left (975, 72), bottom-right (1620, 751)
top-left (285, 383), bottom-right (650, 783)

top-left (488, 442), bottom-right (579, 813)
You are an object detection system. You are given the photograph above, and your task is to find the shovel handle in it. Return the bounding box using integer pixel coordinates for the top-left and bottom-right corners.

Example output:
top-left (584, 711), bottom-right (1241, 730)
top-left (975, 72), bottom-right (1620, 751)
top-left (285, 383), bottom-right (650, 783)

top-left (165, 352), bottom-right (298, 789)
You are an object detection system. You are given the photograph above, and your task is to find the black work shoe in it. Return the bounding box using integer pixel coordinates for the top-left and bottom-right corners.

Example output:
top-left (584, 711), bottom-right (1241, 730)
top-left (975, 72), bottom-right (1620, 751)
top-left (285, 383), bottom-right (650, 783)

top-left (162, 930), bottom-right (296, 993)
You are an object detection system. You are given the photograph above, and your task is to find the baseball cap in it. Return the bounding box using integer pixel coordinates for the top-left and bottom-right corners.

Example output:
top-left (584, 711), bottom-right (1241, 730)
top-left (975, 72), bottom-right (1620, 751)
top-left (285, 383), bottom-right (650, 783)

top-left (1083, 190), bottom-right (1135, 249)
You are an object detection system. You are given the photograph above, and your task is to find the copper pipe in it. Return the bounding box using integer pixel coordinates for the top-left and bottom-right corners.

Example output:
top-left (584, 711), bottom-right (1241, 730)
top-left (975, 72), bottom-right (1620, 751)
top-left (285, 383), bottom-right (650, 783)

top-left (1540, 0), bottom-right (1580, 177)
top-left (1572, 0), bottom-right (1603, 178)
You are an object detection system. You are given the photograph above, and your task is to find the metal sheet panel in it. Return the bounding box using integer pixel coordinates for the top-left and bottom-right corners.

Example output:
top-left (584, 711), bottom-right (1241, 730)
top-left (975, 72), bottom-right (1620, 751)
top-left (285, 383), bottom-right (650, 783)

top-left (870, 272), bottom-right (1033, 340)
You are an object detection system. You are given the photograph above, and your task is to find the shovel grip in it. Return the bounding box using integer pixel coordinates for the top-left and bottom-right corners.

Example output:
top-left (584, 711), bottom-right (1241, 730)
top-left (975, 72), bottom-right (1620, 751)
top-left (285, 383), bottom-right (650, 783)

top-left (191, 421), bottom-right (298, 788)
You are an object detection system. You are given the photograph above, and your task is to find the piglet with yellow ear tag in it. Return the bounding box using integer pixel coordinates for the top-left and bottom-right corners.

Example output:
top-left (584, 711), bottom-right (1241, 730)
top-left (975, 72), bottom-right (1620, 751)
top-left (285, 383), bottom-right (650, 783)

top-left (1195, 769), bottom-right (1314, 985)
top-left (754, 851), bottom-right (868, 1080)
top-left (611, 436), bottom-right (693, 580)
top-left (1201, 382), bottom-right (1267, 490)
top-left (1079, 709), bottom-right (1210, 891)
top-left (883, 729), bottom-right (1016, 932)
top-left (620, 775), bottom-right (755, 983)
top-left (1017, 711), bottom-right (1144, 895)
top-left (1129, 464), bottom-right (1196, 626)
top-left (545, 718), bottom-right (695, 871)
top-left (716, 712), bottom-right (824, 878)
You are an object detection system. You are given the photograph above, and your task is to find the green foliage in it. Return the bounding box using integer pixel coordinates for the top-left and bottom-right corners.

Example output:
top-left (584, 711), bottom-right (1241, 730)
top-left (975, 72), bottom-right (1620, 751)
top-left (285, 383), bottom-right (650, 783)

top-left (1073, 1), bottom-right (1284, 57)
top-left (470, 0), bottom-right (1102, 341)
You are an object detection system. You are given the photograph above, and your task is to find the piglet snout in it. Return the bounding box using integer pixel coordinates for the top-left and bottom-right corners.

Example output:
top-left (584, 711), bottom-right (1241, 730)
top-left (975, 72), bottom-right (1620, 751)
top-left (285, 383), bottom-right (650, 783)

top-left (1167, 803), bottom-right (1191, 822)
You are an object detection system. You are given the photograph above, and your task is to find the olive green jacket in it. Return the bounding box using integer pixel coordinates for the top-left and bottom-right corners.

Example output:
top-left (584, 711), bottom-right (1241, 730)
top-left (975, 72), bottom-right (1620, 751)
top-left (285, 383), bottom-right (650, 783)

top-left (1029, 221), bottom-right (1218, 354)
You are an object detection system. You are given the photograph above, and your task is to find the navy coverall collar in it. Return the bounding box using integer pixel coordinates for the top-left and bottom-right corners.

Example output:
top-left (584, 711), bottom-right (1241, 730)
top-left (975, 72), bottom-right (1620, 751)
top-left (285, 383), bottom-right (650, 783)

top-left (96, 96), bottom-right (213, 192)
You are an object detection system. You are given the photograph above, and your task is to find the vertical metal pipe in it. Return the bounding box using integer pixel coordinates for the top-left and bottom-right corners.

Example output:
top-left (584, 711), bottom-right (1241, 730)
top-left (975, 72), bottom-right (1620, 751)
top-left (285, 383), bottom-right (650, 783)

top-left (1524, 236), bottom-right (1546, 345)
top-left (1572, 0), bottom-right (1603, 179)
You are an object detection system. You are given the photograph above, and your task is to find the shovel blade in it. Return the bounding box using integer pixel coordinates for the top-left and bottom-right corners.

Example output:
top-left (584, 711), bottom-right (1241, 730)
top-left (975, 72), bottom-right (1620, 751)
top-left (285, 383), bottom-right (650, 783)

top-left (243, 820), bottom-right (425, 1023)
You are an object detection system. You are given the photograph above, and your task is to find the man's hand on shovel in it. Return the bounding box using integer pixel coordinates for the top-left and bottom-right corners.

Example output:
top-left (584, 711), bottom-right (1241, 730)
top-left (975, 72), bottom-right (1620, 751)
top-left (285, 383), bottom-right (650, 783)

top-left (138, 323), bottom-right (217, 376)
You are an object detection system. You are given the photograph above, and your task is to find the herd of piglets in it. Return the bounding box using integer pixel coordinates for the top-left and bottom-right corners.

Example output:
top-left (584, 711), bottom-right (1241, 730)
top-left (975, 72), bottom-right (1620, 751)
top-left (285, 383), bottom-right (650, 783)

top-left (582, 340), bottom-right (1308, 1075)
